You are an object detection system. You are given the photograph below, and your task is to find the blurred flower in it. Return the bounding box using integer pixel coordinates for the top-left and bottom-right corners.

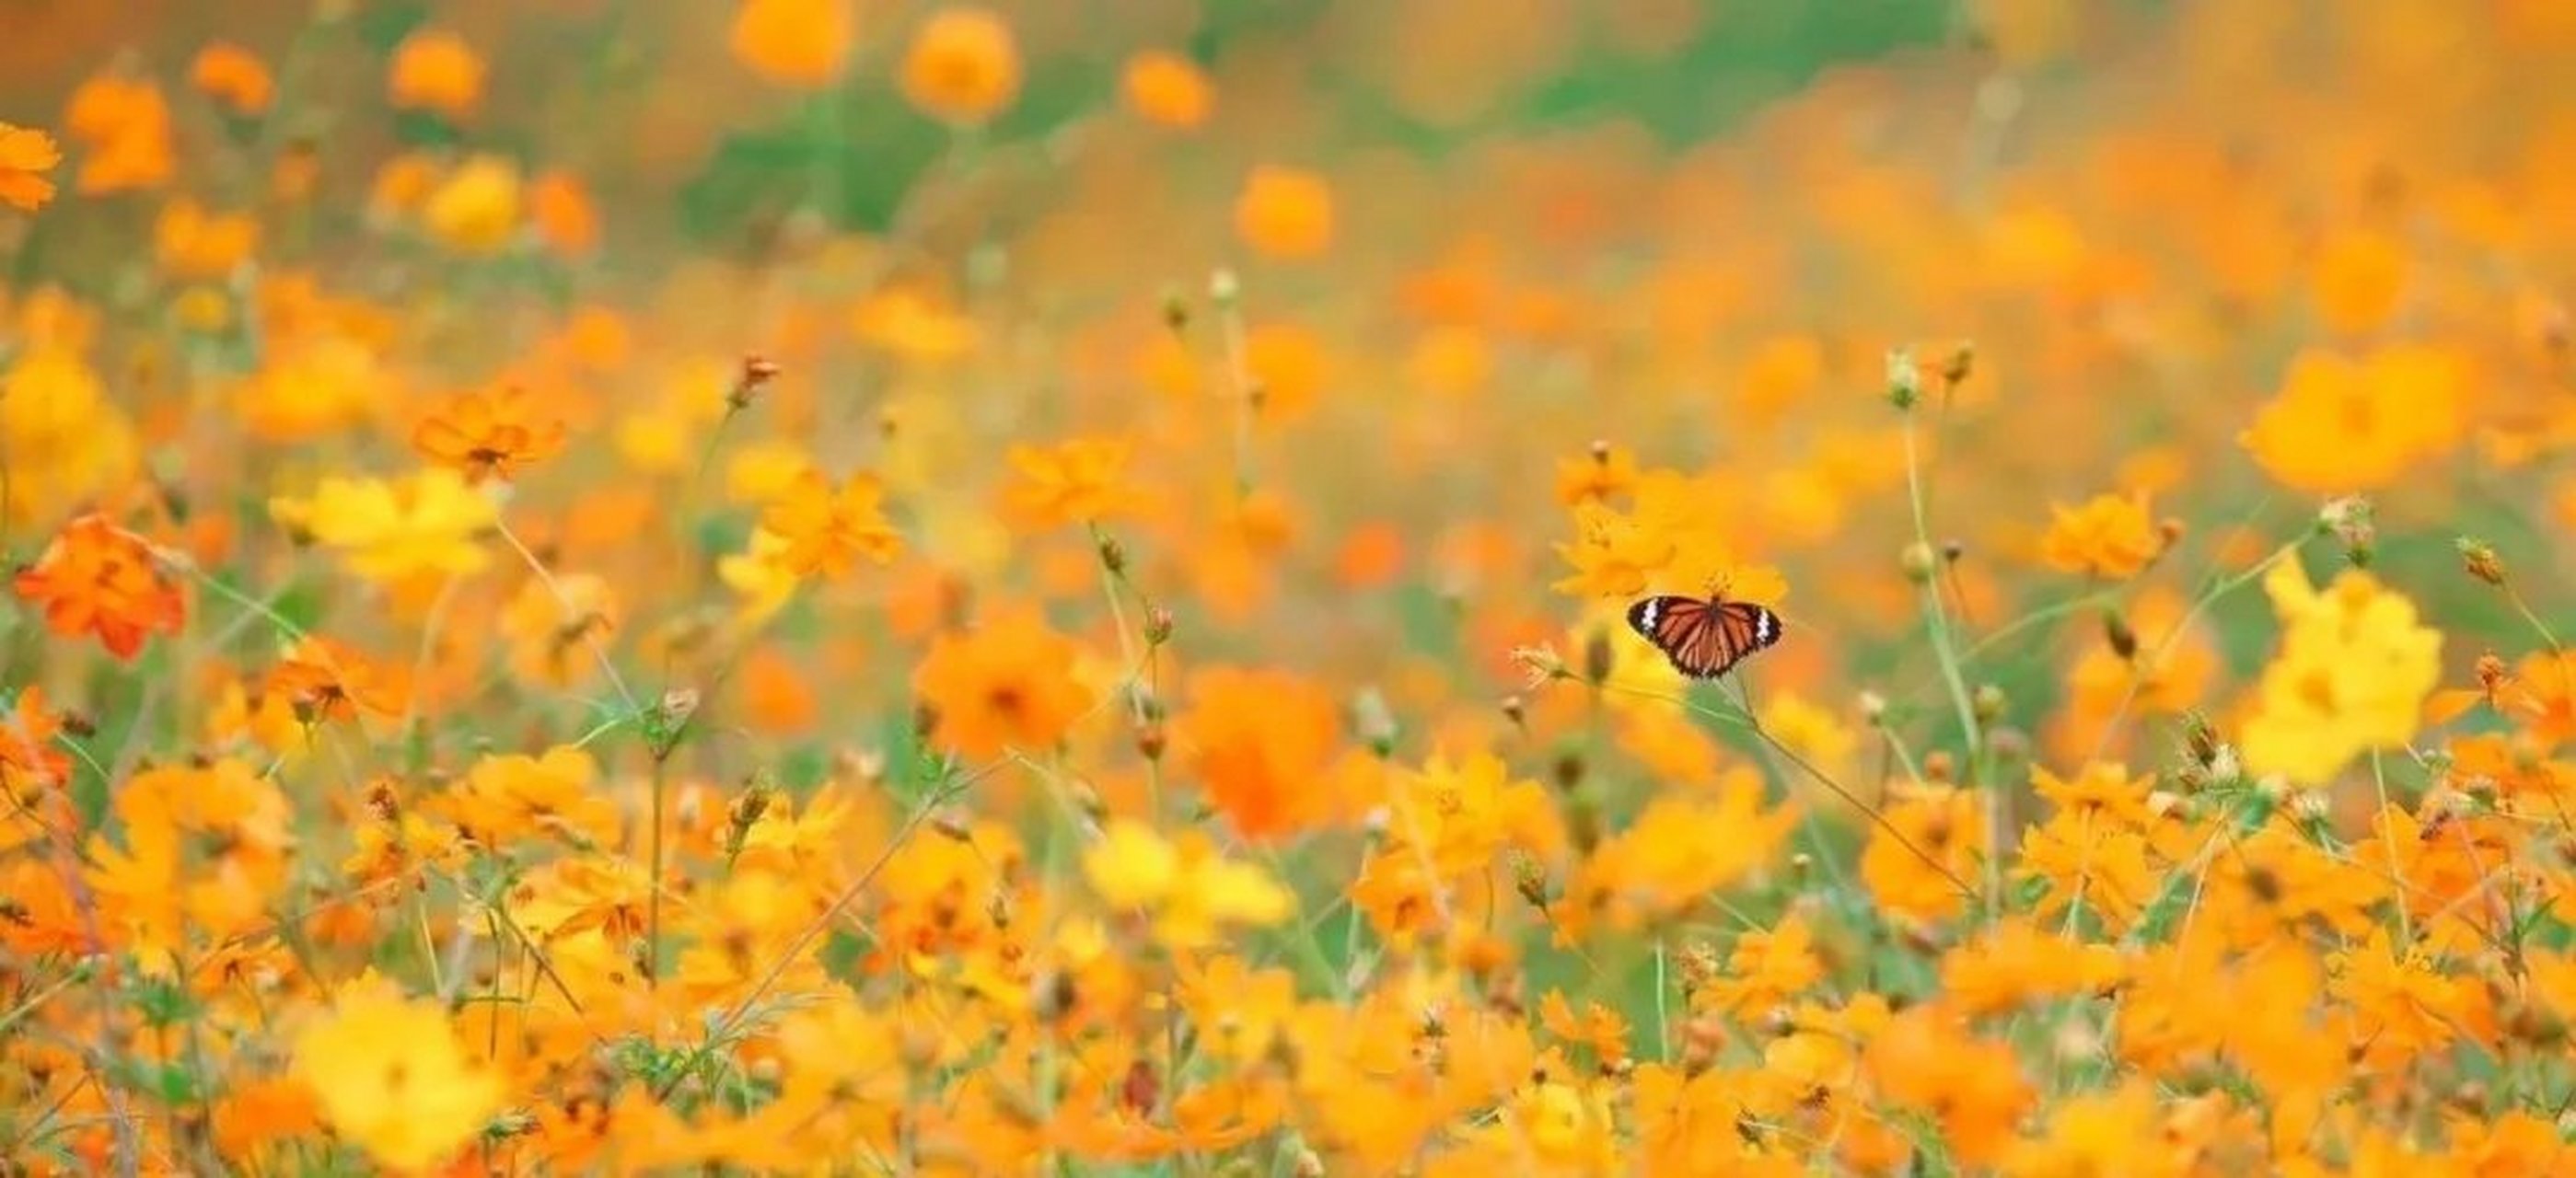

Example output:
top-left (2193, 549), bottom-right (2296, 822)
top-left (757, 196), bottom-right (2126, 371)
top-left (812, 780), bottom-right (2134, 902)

top-left (2244, 346), bottom-right (2466, 492)
top-left (1083, 819), bottom-right (1292, 948)
top-left (267, 636), bottom-right (410, 723)
top-left (12, 514), bottom-right (183, 661)
top-left (292, 978), bottom-right (502, 1172)
top-left (154, 198), bottom-right (260, 280)
top-left (0, 123), bottom-right (61, 211)
top-left (1, 346), bottom-right (140, 527)
top-left (2310, 228), bottom-right (2407, 336)
top-left (853, 288), bottom-right (979, 363)
top-left (2037, 491), bottom-right (2157, 578)
top-left (2240, 560), bottom-right (2440, 786)
top-left (413, 386), bottom-right (568, 482)
top-left (423, 156), bottom-right (523, 254)
top-left (1235, 166), bottom-right (1335, 260)
top-left (759, 469), bottom-right (902, 578)
top-left (190, 41), bottom-right (274, 114)
top-left (1553, 444), bottom-right (1639, 506)
top-left (913, 606), bottom-right (1093, 758)
top-left (270, 468), bottom-right (497, 586)
top-left (64, 72), bottom-right (174, 192)
top-left (1181, 666), bottom-right (1343, 838)
top-left (529, 169), bottom-right (600, 257)
top-left (1122, 51), bottom-right (1213, 128)
top-left (499, 572), bottom-right (618, 689)
top-left (900, 7), bottom-right (1021, 127)
top-left (389, 28), bottom-right (486, 120)
top-left (232, 332), bottom-right (390, 442)
top-left (731, 0), bottom-right (854, 88)
top-left (1001, 436), bottom-right (1141, 531)
top-left (1861, 785), bottom-right (1983, 923)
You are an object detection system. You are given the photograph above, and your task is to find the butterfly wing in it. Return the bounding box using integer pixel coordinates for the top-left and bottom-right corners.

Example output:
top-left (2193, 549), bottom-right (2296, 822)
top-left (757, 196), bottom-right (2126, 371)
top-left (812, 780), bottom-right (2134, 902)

top-left (1626, 595), bottom-right (1781, 679)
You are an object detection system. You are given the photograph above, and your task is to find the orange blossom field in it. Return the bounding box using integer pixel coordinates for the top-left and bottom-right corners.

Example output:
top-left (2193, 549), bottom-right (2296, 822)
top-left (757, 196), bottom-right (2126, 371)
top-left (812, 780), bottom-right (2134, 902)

top-left (5, 1), bottom-right (2576, 1174)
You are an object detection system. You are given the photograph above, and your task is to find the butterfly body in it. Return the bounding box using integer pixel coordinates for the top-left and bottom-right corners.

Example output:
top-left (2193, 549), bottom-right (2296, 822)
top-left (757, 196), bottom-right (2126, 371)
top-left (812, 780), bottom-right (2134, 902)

top-left (1626, 594), bottom-right (1781, 679)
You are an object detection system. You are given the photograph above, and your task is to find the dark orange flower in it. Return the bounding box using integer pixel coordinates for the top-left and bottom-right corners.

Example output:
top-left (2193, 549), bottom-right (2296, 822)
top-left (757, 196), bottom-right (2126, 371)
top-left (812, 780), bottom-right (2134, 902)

top-left (528, 170), bottom-right (601, 258)
top-left (191, 41), bottom-right (275, 115)
top-left (412, 386), bottom-right (569, 483)
top-left (1121, 51), bottom-right (1213, 129)
top-left (389, 28), bottom-right (486, 120)
top-left (12, 514), bottom-right (184, 661)
top-left (63, 73), bottom-right (175, 193)
top-left (730, 0), bottom-right (854, 88)
top-left (265, 636), bottom-right (410, 723)
top-left (0, 122), bottom-right (61, 212)
top-left (899, 7), bottom-right (1021, 127)
top-left (912, 606), bottom-right (1093, 758)
top-left (1235, 166), bottom-right (1334, 260)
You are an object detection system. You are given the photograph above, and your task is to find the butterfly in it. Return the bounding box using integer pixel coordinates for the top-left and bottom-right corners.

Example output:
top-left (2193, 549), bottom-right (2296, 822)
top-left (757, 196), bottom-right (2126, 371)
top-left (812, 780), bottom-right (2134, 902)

top-left (1625, 594), bottom-right (1781, 679)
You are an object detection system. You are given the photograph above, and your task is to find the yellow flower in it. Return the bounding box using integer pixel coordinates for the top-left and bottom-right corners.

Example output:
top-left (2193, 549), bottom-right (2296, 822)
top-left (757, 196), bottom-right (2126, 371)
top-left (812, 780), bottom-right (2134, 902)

top-left (718, 528), bottom-right (802, 623)
top-left (423, 156), bottom-right (521, 254)
top-left (0, 346), bottom-right (138, 527)
top-left (1080, 819), bottom-right (1288, 948)
top-left (2037, 491), bottom-right (2158, 578)
top-left (232, 333), bottom-right (392, 442)
top-left (2240, 559), bottom-right (2441, 785)
top-left (271, 468), bottom-right (496, 585)
top-left (1083, 818), bottom-right (1181, 909)
top-left (291, 977), bottom-right (502, 1172)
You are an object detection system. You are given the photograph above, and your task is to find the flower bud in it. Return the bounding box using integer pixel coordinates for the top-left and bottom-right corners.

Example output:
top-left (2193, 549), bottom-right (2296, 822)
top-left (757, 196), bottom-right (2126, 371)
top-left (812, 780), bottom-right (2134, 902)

top-left (1900, 541), bottom-right (1937, 583)
top-left (1886, 347), bottom-right (1922, 410)
top-left (2457, 536), bottom-right (2507, 587)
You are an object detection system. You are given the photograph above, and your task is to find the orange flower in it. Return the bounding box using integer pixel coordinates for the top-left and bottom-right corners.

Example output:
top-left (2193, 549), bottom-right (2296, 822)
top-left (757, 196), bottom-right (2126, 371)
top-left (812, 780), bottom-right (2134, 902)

top-left (529, 169), bottom-right (601, 258)
top-left (191, 41), bottom-right (275, 115)
top-left (1179, 666), bottom-right (1341, 839)
top-left (12, 514), bottom-right (184, 661)
top-left (1000, 436), bottom-right (1141, 531)
top-left (759, 470), bottom-right (903, 578)
top-left (731, 0), bottom-right (855, 88)
top-left (266, 636), bottom-right (410, 723)
top-left (1121, 52), bottom-right (1213, 128)
top-left (2243, 345), bottom-right (2466, 492)
top-left (1235, 166), bottom-right (1334, 260)
top-left (389, 28), bottom-right (486, 120)
top-left (155, 199), bottom-right (261, 281)
top-left (63, 73), bottom-right (175, 193)
top-left (412, 386), bottom-right (568, 482)
top-left (1859, 785), bottom-right (1983, 923)
top-left (0, 123), bottom-right (61, 212)
top-left (900, 8), bottom-right (1022, 127)
top-left (2036, 490), bottom-right (2158, 578)
top-left (0, 686), bottom-right (75, 800)
top-left (912, 606), bottom-right (1094, 758)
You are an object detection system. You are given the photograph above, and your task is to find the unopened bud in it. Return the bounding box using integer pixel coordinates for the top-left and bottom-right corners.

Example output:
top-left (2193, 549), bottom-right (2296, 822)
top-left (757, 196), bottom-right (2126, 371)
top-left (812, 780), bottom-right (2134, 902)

top-left (1941, 341), bottom-right (1975, 387)
top-left (1209, 268), bottom-right (1240, 307)
top-left (729, 355), bottom-right (780, 409)
top-left (2102, 607), bottom-right (2138, 660)
top-left (1159, 288), bottom-right (1189, 332)
top-left (1886, 347), bottom-right (1922, 410)
top-left (1582, 627), bottom-right (1615, 686)
top-left (1859, 690), bottom-right (1888, 727)
top-left (1097, 535), bottom-right (1127, 575)
top-left (1972, 683), bottom-right (2005, 725)
top-left (1501, 694), bottom-right (1526, 728)
top-left (1143, 606), bottom-right (1175, 646)
top-left (1900, 541), bottom-right (1937, 583)
top-left (2457, 537), bottom-right (2507, 587)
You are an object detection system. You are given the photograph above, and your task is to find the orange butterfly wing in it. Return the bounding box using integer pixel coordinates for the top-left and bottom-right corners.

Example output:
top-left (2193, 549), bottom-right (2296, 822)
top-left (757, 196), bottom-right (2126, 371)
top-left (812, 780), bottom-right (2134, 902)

top-left (1625, 595), bottom-right (1781, 679)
